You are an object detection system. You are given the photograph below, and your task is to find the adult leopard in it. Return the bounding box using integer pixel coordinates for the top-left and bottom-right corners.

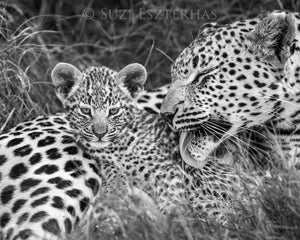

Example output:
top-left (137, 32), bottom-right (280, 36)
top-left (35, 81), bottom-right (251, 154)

top-left (160, 11), bottom-right (300, 169)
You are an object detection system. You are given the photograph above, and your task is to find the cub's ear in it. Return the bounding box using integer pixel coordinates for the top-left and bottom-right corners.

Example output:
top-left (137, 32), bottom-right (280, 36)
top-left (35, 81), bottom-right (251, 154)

top-left (246, 11), bottom-right (296, 64)
top-left (51, 63), bottom-right (82, 103)
top-left (117, 63), bottom-right (147, 99)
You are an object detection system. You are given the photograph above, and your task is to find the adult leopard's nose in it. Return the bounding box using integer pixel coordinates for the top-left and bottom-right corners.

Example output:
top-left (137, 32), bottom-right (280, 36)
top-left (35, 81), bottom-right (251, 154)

top-left (161, 111), bottom-right (175, 125)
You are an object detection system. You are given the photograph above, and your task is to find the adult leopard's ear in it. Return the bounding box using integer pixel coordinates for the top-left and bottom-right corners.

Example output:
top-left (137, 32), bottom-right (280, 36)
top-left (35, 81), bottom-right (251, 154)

top-left (197, 22), bottom-right (219, 38)
top-left (246, 11), bottom-right (296, 64)
top-left (117, 63), bottom-right (147, 99)
top-left (51, 63), bottom-right (82, 103)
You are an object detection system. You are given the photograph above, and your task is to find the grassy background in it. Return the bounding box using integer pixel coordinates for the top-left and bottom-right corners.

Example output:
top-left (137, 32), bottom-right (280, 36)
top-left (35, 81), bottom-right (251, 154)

top-left (68, 170), bottom-right (300, 240)
top-left (1, 0), bottom-right (300, 239)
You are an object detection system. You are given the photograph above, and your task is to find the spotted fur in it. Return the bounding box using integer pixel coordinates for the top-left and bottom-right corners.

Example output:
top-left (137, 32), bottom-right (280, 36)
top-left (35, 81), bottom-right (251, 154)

top-left (0, 115), bottom-right (102, 239)
top-left (0, 74), bottom-right (167, 239)
top-left (136, 85), bottom-right (169, 114)
top-left (54, 62), bottom-right (242, 225)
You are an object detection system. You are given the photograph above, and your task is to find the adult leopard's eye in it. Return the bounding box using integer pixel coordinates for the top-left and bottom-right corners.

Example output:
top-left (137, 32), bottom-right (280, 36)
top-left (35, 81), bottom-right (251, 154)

top-left (109, 107), bottom-right (119, 116)
top-left (80, 107), bottom-right (91, 115)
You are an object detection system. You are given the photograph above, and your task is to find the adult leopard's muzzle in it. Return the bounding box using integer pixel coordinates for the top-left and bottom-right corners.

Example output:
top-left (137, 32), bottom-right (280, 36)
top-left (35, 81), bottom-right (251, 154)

top-left (161, 111), bottom-right (176, 126)
top-left (178, 119), bottom-right (233, 169)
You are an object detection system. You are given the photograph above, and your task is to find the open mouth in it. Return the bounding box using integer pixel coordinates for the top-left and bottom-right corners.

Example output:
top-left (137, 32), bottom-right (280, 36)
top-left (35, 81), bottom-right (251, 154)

top-left (179, 120), bottom-right (232, 168)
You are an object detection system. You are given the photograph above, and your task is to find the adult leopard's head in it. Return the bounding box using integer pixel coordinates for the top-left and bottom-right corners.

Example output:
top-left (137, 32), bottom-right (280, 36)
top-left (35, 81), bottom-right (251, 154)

top-left (51, 63), bottom-right (147, 149)
top-left (161, 11), bottom-right (299, 168)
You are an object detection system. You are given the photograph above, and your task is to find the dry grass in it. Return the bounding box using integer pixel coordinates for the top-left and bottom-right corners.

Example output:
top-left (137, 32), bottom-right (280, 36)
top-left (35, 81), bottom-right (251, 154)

top-left (66, 169), bottom-right (300, 240)
top-left (1, 0), bottom-right (300, 239)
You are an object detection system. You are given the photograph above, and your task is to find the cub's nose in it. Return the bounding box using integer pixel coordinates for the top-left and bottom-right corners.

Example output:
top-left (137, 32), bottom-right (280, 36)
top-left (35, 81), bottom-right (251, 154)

top-left (92, 124), bottom-right (108, 140)
top-left (161, 112), bottom-right (175, 125)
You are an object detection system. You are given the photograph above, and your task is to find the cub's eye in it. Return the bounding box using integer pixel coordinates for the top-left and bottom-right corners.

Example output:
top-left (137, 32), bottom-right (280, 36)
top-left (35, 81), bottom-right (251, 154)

top-left (80, 107), bottom-right (91, 115)
top-left (109, 107), bottom-right (119, 116)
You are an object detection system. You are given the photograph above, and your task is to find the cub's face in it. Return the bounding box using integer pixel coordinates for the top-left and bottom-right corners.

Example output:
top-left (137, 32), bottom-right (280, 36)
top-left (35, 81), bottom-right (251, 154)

top-left (65, 67), bottom-right (127, 147)
top-left (51, 63), bottom-right (147, 150)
